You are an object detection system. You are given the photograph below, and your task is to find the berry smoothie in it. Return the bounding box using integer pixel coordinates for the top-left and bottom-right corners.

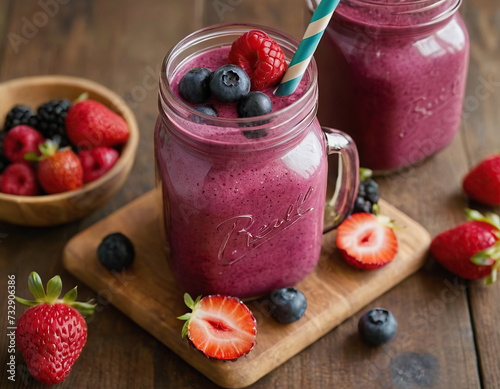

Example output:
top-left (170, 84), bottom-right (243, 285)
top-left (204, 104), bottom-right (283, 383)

top-left (312, 0), bottom-right (469, 172)
top-left (155, 27), bottom-right (329, 299)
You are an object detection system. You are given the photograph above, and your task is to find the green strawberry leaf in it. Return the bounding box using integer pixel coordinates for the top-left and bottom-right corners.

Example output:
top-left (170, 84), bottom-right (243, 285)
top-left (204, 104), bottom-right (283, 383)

top-left (181, 320), bottom-right (189, 339)
top-left (28, 272), bottom-right (46, 301)
top-left (184, 293), bottom-right (194, 309)
top-left (24, 152), bottom-right (42, 162)
top-left (63, 286), bottom-right (78, 302)
top-left (177, 313), bottom-right (192, 321)
top-left (46, 275), bottom-right (62, 302)
top-left (14, 297), bottom-right (39, 307)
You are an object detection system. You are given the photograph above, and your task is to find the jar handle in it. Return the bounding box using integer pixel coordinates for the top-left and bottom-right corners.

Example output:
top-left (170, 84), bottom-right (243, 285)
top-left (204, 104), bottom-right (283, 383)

top-left (322, 127), bottom-right (359, 233)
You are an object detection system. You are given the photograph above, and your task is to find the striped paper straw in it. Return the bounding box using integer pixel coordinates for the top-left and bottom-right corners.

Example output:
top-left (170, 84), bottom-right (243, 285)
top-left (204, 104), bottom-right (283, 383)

top-left (275, 0), bottom-right (341, 96)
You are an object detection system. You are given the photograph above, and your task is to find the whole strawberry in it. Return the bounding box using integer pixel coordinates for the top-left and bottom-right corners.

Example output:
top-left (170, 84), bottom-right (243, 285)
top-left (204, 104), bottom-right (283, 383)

top-left (430, 209), bottom-right (500, 284)
top-left (463, 154), bottom-right (500, 206)
top-left (16, 272), bottom-right (95, 385)
top-left (66, 95), bottom-right (129, 148)
top-left (26, 140), bottom-right (83, 194)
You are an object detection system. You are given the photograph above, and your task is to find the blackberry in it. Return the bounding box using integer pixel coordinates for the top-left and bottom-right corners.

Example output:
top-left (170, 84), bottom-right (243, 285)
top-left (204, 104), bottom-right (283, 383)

top-left (37, 99), bottom-right (71, 146)
top-left (3, 105), bottom-right (39, 132)
top-left (352, 168), bottom-right (379, 214)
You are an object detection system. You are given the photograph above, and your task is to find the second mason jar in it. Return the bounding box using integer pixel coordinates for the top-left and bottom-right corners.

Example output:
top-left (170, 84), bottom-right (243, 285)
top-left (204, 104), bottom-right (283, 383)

top-left (309, 0), bottom-right (470, 173)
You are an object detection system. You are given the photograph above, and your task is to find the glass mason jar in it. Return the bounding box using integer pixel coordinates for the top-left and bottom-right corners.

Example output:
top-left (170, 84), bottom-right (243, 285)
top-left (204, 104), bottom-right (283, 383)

top-left (307, 0), bottom-right (470, 173)
top-left (155, 24), bottom-right (359, 299)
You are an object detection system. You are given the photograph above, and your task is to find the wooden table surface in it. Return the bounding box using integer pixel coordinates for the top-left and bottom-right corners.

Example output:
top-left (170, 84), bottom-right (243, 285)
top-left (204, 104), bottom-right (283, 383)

top-left (1, 0), bottom-right (499, 388)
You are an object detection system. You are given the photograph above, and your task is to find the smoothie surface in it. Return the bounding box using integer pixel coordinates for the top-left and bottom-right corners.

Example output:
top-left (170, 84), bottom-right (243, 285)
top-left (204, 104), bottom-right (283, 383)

top-left (170, 46), bottom-right (309, 119)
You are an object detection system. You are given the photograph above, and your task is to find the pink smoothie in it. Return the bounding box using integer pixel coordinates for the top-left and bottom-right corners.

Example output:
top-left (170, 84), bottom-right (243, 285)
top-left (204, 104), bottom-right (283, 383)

top-left (313, 0), bottom-right (469, 172)
top-left (155, 44), bottom-right (328, 299)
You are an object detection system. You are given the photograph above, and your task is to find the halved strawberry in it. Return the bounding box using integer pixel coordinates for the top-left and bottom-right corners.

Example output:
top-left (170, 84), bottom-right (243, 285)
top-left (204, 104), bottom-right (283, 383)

top-left (336, 212), bottom-right (399, 269)
top-left (228, 30), bottom-right (287, 91)
top-left (177, 293), bottom-right (257, 360)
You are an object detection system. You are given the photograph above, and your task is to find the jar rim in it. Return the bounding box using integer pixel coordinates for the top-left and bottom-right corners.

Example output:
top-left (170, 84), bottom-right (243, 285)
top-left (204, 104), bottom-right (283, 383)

top-left (306, 0), bottom-right (461, 29)
top-left (158, 23), bottom-right (318, 153)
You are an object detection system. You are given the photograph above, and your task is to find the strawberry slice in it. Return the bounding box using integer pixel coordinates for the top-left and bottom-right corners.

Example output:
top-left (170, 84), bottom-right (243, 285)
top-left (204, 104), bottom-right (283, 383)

top-left (228, 30), bottom-right (287, 91)
top-left (178, 294), bottom-right (257, 360)
top-left (336, 213), bottom-right (398, 269)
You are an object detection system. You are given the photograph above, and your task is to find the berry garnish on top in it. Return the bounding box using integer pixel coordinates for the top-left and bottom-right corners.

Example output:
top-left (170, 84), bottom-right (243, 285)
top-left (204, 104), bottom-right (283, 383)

top-left (336, 212), bottom-right (399, 269)
top-left (210, 64), bottom-right (251, 103)
top-left (179, 67), bottom-right (213, 104)
top-left (237, 91), bottom-right (272, 118)
top-left (228, 30), bottom-right (287, 91)
top-left (177, 293), bottom-right (257, 360)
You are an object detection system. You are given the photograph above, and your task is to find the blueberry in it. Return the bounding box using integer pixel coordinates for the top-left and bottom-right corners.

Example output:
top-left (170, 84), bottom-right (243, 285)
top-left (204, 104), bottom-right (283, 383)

top-left (210, 64), bottom-right (250, 103)
top-left (179, 67), bottom-right (212, 104)
top-left (237, 91), bottom-right (272, 118)
top-left (358, 308), bottom-right (397, 346)
top-left (97, 232), bottom-right (135, 271)
top-left (193, 104), bottom-right (218, 117)
top-left (269, 287), bottom-right (307, 324)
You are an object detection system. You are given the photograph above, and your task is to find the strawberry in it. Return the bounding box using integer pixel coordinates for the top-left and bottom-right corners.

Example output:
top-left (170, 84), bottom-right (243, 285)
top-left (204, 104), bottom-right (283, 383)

top-left (463, 154), bottom-right (500, 206)
top-left (228, 30), bottom-right (287, 91)
top-left (336, 212), bottom-right (399, 269)
top-left (0, 162), bottom-right (39, 196)
top-left (3, 125), bottom-right (44, 163)
top-left (66, 96), bottom-right (129, 148)
top-left (26, 140), bottom-right (83, 194)
top-left (15, 272), bottom-right (95, 385)
top-left (177, 293), bottom-right (257, 360)
top-left (78, 147), bottom-right (119, 183)
top-left (430, 209), bottom-right (500, 284)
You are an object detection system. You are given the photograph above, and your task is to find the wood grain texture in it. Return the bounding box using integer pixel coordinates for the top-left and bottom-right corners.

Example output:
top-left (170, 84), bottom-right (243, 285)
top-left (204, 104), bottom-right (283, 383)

top-left (0, 0), bottom-right (498, 388)
top-left (62, 190), bottom-right (430, 388)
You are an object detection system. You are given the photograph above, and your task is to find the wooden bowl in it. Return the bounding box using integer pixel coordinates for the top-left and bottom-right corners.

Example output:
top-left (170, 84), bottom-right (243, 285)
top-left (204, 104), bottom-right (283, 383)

top-left (0, 75), bottom-right (139, 227)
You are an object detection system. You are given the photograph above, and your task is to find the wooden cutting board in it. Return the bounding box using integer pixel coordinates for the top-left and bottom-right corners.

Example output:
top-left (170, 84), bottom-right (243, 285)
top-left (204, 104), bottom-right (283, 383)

top-left (63, 189), bottom-right (431, 388)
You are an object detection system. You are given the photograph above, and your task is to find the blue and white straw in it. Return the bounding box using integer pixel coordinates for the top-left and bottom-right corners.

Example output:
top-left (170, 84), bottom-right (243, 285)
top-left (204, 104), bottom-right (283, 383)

top-left (275, 0), bottom-right (341, 96)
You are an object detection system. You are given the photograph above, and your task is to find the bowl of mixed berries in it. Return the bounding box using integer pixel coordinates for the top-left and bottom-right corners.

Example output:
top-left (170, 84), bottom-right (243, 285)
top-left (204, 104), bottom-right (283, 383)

top-left (0, 75), bottom-right (139, 226)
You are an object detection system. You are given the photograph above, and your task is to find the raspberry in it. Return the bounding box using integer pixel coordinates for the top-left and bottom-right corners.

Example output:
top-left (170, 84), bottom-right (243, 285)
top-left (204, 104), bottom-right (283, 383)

top-left (228, 30), bottom-right (287, 91)
top-left (3, 125), bottom-right (45, 163)
top-left (0, 162), bottom-right (39, 196)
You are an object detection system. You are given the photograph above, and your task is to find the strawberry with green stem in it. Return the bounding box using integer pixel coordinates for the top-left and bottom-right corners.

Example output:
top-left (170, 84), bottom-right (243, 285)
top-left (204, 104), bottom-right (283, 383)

top-left (16, 272), bottom-right (95, 385)
top-left (430, 209), bottom-right (500, 284)
top-left (25, 139), bottom-right (83, 194)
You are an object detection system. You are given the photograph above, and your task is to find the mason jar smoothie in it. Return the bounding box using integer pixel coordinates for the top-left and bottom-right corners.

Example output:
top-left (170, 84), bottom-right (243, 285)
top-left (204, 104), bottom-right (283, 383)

top-left (155, 24), bottom-right (358, 299)
top-left (309, 0), bottom-right (470, 172)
